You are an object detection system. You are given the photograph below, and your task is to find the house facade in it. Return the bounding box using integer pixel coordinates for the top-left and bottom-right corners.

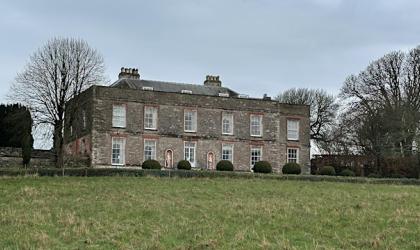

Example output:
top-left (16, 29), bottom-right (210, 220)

top-left (64, 67), bottom-right (310, 173)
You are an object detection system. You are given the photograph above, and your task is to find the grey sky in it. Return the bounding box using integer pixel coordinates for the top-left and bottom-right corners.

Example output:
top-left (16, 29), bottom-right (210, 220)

top-left (1, 0), bottom-right (420, 103)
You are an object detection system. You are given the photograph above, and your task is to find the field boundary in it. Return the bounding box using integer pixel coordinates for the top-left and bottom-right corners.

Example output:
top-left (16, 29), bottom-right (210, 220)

top-left (1, 167), bottom-right (420, 185)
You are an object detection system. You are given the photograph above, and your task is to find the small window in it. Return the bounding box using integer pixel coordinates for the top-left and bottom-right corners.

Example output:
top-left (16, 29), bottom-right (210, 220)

top-left (112, 137), bottom-right (125, 165)
top-left (250, 146), bottom-right (262, 167)
top-left (238, 94), bottom-right (249, 99)
top-left (142, 86), bottom-right (154, 91)
top-left (219, 93), bottom-right (229, 97)
top-left (144, 139), bottom-right (157, 161)
top-left (144, 106), bottom-right (158, 130)
top-left (222, 113), bottom-right (234, 135)
top-left (181, 90), bottom-right (193, 94)
top-left (184, 142), bottom-right (196, 167)
top-left (287, 120), bottom-right (299, 141)
top-left (250, 114), bottom-right (263, 137)
top-left (112, 104), bottom-right (126, 128)
top-left (287, 148), bottom-right (299, 163)
top-left (70, 125), bottom-right (73, 136)
top-left (184, 110), bottom-right (197, 132)
top-left (222, 144), bottom-right (234, 162)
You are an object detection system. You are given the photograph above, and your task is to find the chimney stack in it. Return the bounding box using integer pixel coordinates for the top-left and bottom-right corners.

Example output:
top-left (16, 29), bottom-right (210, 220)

top-left (118, 67), bottom-right (140, 80)
top-left (203, 75), bottom-right (222, 87)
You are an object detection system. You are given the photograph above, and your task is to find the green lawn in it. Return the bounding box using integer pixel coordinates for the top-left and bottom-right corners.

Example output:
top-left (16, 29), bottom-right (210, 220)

top-left (1, 177), bottom-right (419, 249)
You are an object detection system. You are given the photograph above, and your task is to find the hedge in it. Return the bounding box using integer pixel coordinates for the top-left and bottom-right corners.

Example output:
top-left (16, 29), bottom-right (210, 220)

top-left (142, 160), bottom-right (162, 169)
top-left (0, 168), bottom-right (420, 185)
top-left (177, 160), bottom-right (192, 170)
top-left (253, 161), bottom-right (272, 173)
top-left (282, 163), bottom-right (301, 175)
top-left (319, 166), bottom-right (336, 176)
top-left (216, 160), bottom-right (234, 171)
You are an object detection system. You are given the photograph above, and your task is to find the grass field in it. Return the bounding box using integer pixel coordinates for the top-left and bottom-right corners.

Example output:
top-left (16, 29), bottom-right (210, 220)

top-left (1, 177), bottom-right (419, 249)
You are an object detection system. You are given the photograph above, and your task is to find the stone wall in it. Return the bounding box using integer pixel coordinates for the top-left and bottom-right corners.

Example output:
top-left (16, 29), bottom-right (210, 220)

top-left (84, 86), bottom-right (311, 172)
top-left (0, 147), bottom-right (54, 168)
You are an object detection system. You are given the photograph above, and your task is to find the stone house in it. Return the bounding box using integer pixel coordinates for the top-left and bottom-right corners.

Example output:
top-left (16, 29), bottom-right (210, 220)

top-left (64, 67), bottom-right (310, 173)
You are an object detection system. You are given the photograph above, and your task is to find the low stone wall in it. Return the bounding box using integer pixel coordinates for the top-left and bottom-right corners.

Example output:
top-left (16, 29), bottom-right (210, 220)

top-left (0, 147), bottom-right (55, 168)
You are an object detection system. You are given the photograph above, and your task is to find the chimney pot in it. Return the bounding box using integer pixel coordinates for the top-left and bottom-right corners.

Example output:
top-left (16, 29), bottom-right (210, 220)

top-left (203, 74), bottom-right (222, 87)
top-left (118, 67), bottom-right (140, 80)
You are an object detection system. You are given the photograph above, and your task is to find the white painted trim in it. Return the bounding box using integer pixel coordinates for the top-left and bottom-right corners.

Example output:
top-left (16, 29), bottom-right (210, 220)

top-left (250, 114), bottom-right (263, 137)
top-left (184, 141), bottom-right (197, 168)
top-left (111, 137), bottom-right (126, 166)
top-left (143, 139), bottom-right (157, 161)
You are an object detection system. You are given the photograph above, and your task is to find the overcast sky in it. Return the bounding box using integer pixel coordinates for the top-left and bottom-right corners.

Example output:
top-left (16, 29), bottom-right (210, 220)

top-left (1, 0), bottom-right (420, 100)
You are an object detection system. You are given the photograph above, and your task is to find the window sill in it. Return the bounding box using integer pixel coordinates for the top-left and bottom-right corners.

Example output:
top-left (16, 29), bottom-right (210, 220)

top-left (287, 139), bottom-right (300, 142)
top-left (222, 133), bottom-right (234, 136)
top-left (144, 128), bottom-right (158, 131)
top-left (184, 130), bottom-right (197, 133)
top-left (250, 135), bottom-right (263, 138)
top-left (112, 126), bottom-right (126, 129)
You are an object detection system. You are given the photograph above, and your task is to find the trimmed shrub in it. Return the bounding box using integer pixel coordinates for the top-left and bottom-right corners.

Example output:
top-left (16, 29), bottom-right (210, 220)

top-left (142, 159), bottom-right (161, 169)
top-left (177, 160), bottom-right (192, 170)
top-left (339, 169), bottom-right (355, 177)
top-left (253, 161), bottom-right (272, 173)
top-left (282, 163), bottom-right (301, 175)
top-left (368, 173), bottom-right (381, 178)
top-left (216, 160), bottom-right (234, 171)
top-left (319, 166), bottom-right (336, 176)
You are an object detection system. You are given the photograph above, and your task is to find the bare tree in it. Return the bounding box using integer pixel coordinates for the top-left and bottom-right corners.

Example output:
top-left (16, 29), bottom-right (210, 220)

top-left (10, 38), bottom-right (106, 167)
top-left (276, 88), bottom-right (339, 143)
top-left (341, 47), bottom-right (420, 158)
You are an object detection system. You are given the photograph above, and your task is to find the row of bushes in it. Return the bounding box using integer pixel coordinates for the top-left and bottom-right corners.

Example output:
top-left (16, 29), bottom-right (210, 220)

top-left (142, 159), bottom-right (275, 173)
top-left (1, 167), bottom-right (420, 185)
top-left (316, 165), bottom-right (356, 176)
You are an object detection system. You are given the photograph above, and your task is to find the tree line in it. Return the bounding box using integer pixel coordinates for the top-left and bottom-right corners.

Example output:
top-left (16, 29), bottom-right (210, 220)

top-left (6, 37), bottom-right (420, 177)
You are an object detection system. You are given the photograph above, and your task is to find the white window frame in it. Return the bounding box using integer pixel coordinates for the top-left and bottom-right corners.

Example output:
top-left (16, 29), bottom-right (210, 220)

top-left (184, 110), bottom-right (197, 132)
top-left (222, 144), bottom-right (234, 162)
top-left (287, 148), bottom-right (299, 163)
top-left (111, 137), bottom-right (126, 166)
top-left (287, 120), bottom-right (300, 141)
top-left (184, 141), bottom-right (197, 168)
top-left (250, 146), bottom-right (263, 168)
top-left (112, 104), bottom-right (126, 128)
top-left (250, 114), bottom-right (263, 137)
top-left (143, 139), bottom-right (157, 161)
top-left (222, 112), bottom-right (234, 135)
top-left (144, 106), bottom-right (158, 130)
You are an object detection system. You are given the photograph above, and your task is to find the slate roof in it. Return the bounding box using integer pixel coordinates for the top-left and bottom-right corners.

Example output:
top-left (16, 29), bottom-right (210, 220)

top-left (110, 78), bottom-right (239, 97)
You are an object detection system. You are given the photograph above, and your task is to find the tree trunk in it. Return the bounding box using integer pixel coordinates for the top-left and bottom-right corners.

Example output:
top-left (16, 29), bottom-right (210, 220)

top-left (53, 121), bottom-right (64, 168)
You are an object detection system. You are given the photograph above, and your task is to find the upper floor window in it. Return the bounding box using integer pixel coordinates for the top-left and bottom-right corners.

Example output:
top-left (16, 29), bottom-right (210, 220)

top-left (144, 139), bottom-right (157, 161)
top-left (222, 144), bottom-right (234, 162)
top-left (112, 104), bottom-right (126, 128)
top-left (112, 137), bottom-right (125, 165)
top-left (144, 106), bottom-right (158, 130)
top-left (250, 114), bottom-right (263, 137)
top-left (184, 110), bottom-right (197, 132)
top-left (287, 120), bottom-right (299, 140)
top-left (287, 148), bottom-right (299, 163)
top-left (222, 113), bottom-right (234, 135)
top-left (250, 146), bottom-right (262, 167)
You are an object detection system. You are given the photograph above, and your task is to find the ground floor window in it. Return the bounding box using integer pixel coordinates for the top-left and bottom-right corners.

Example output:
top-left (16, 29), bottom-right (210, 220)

top-left (287, 148), bottom-right (299, 163)
top-left (112, 137), bottom-right (125, 165)
top-left (184, 142), bottom-right (196, 167)
top-left (250, 146), bottom-right (262, 167)
top-left (144, 139), bottom-right (157, 161)
top-left (222, 144), bottom-right (234, 162)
